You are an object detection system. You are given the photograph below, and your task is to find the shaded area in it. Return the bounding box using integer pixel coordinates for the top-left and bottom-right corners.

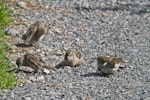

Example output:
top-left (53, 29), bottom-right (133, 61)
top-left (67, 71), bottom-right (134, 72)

top-left (8, 68), bottom-right (32, 74)
top-left (81, 72), bottom-right (110, 77)
top-left (55, 61), bottom-right (65, 69)
top-left (99, 3), bottom-right (150, 15)
top-left (75, 3), bottom-right (150, 15)
top-left (15, 43), bottom-right (32, 47)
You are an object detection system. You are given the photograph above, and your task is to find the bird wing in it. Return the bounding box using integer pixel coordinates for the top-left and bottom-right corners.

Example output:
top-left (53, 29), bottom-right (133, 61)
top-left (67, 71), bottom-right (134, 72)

top-left (31, 27), bottom-right (46, 41)
top-left (24, 53), bottom-right (41, 67)
top-left (102, 62), bottom-right (116, 68)
top-left (22, 23), bottom-right (38, 42)
top-left (111, 57), bottom-right (124, 63)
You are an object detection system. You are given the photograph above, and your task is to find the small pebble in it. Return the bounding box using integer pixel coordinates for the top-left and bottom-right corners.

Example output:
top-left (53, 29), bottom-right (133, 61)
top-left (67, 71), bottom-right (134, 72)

top-left (45, 5), bottom-right (49, 9)
top-left (29, 76), bottom-right (36, 82)
top-left (5, 29), bottom-right (20, 37)
top-left (37, 76), bottom-right (45, 81)
top-left (25, 97), bottom-right (31, 100)
top-left (17, 1), bottom-right (27, 9)
top-left (43, 68), bottom-right (50, 74)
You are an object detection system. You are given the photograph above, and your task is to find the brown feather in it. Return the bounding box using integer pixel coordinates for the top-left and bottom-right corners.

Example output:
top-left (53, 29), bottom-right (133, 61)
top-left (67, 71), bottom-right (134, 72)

top-left (22, 21), bottom-right (46, 45)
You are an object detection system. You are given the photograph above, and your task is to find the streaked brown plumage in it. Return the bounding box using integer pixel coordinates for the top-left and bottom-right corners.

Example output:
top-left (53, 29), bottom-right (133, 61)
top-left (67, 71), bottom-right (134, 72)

top-left (63, 50), bottom-right (84, 67)
top-left (22, 21), bottom-right (47, 45)
top-left (97, 56), bottom-right (124, 75)
top-left (16, 53), bottom-right (55, 73)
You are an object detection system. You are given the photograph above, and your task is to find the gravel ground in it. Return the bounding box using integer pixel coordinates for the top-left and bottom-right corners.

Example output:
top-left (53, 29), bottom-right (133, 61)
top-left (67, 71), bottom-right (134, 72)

top-left (1, 0), bottom-right (150, 100)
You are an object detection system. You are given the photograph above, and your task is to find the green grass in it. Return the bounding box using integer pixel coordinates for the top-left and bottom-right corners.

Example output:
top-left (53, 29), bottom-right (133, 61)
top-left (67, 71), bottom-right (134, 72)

top-left (0, 2), bottom-right (17, 89)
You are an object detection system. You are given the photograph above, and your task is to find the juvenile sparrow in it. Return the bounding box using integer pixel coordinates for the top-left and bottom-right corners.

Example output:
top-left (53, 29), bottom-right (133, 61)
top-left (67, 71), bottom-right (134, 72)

top-left (58, 50), bottom-right (84, 67)
top-left (16, 53), bottom-right (56, 73)
top-left (22, 21), bottom-right (47, 45)
top-left (97, 56), bottom-right (124, 75)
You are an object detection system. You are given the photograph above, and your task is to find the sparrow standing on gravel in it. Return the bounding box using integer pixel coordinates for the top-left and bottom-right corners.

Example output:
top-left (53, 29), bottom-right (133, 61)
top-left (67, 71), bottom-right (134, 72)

top-left (97, 56), bottom-right (124, 75)
top-left (22, 21), bottom-right (47, 45)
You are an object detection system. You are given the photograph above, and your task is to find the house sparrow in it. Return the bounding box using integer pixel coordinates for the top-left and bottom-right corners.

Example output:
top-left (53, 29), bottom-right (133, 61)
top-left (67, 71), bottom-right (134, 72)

top-left (22, 21), bottom-right (47, 45)
top-left (97, 56), bottom-right (124, 75)
top-left (16, 53), bottom-right (56, 73)
top-left (58, 50), bottom-right (84, 67)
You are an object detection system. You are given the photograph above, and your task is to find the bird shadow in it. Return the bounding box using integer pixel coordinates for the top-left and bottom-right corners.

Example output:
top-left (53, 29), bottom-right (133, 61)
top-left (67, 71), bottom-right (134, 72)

top-left (81, 72), bottom-right (110, 77)
top-left (99, 3), bottom-right (150, 15)
top-left (15, 43), bottom-right (32, 47)
top-left (55, 61), bottom-right (67, 69)
top-left (75, 3), bottom-right (150, 15)
top-left (9, 68), bottom-right (32, 74)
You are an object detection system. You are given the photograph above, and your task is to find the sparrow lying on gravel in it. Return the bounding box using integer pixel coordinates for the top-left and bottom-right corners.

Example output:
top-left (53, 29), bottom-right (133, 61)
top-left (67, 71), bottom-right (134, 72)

top-left (16, 53), bottom-right (56, 73)
top-left (22, 21), bottom-right (47, 45)
top-left (58, 50), bottom-right (84, 67)
top-left (97, 56), bottom-right (124, 75)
